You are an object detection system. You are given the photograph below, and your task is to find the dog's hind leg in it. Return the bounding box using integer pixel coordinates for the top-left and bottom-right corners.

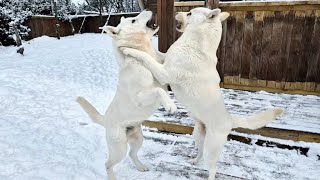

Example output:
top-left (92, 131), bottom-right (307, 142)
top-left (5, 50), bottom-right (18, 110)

top-left (127, 126), bottom-right (149, 172)
top-left (204, 130), bottom-right (228, 180)
top-left (105, 129), bottom-right (127, 180)
top-left (189, 120), bottom-right (205, 165)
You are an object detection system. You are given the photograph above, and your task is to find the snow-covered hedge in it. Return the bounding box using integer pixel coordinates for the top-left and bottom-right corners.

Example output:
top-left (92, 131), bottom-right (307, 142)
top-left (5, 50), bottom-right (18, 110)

top-left (0, 0), bottom-right (81, 46)
top-left (0, 0), bottom-right (33, 46)
top-left (0, 0), bottom-right (140, 46)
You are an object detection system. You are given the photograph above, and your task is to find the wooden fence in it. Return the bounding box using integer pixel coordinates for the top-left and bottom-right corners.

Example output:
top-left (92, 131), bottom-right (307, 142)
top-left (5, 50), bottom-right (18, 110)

top-left (26, 13), bottom-right (139, 40)
top-left (149, 1), bottom-right (320, 95)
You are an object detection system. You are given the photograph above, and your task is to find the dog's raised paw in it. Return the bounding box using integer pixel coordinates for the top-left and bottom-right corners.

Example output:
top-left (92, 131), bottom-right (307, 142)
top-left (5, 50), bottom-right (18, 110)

top-left (163, 101), bottom-right (177, 114)
top-left (273, 108), bottom-right (284, 118)
top-left (119, 47), bottom-right (126, 52)
top-left (120, 47), bottom-right (132, 56)
top-left (188, 158), bottom-right (199, 165)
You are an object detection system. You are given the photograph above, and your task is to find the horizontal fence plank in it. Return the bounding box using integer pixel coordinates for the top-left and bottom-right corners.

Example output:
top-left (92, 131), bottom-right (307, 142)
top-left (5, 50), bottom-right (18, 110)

top-left (143, 120), bottom-right (320, 155)
top-left (220, 1), bottom-right (320, 7)
top-left (143, 120), bottom-right (320, 143)
top-left (220, 78), bottom-right (320, 96)
top-left (174, 1), bottom-right (205, 7)
top-left (26, 13), bottom-right (139, 39)
top-left (220, 4), bottom-right (320, 11)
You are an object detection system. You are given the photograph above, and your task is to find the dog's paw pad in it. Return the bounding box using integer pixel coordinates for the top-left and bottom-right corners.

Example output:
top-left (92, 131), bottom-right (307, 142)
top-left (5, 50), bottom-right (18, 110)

top-left (188, 158), bottom-right (199, 165)
top-left (119, 47), bottom-right (126, 52)
top-left (273, 108), bottom-right (284, 117)
top-left (164, 101), bottom-right (177, 114)
top-left (170, 104), bottom-right (177, 114)
top-left (120, 48), bottom-right (133, 56)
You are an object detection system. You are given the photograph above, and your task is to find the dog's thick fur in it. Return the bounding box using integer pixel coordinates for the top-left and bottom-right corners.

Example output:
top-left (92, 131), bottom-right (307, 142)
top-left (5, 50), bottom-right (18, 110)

top-left (76, 11), bottom-right (176, 180)
top-left (120, 8), bottom-right (284, 180)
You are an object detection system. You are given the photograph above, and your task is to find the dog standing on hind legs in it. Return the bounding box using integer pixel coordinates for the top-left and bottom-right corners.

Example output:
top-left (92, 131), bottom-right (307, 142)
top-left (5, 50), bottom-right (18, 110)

top-left (77, 10), bottom-right (177, 180)
top-left (120, 8), bottom-right (284, 180)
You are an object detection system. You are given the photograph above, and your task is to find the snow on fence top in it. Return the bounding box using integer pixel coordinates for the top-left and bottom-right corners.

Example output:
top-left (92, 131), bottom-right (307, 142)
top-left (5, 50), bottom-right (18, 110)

top-left (31, 12), bottom-right (140, 19)
top-left (174, 0), bottom-right (320, 7)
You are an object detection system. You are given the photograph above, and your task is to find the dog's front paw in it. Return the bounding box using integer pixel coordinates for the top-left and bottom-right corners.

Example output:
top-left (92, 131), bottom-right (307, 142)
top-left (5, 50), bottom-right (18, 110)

top-left (119, 47), bottom-right (126, 52)
top-left (163, 100), bottom-right (177, 114)
top-left (188, 158), bottom-right (199, 165)
top-left (120, 47), bottom-right (135, 56)
top-left (136, 164), bottom-right (149, 172)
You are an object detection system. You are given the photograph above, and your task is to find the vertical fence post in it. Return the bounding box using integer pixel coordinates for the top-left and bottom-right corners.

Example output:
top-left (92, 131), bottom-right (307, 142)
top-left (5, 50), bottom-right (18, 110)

top-left (157, 0), bottom-right (174, 53)
top-left (207, 0), bottom-right (220, 9)
top-left (52, 0), bottom-right (60, 39)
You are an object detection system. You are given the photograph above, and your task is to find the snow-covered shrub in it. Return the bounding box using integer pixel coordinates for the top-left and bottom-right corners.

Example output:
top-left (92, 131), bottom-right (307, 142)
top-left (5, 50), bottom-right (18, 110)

top-left (0, 0), bottom-right (33, 46)
top-left (29, 0), bottom-right (52, 16)
top-left (0, 0), bottom-right (84, 46)
top-left (0, 16), bottom-right (16, 46)
top-left (84, 0), bottom-right (140, 13)
top-left (56, 0), bottom-right (83, 20)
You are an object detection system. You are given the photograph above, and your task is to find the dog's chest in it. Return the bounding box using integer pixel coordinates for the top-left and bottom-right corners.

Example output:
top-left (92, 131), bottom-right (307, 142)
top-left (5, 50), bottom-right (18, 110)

top-left (119, 61), bottom-right (162, 94)
top-left (167, 47), bottom-right (210, 70)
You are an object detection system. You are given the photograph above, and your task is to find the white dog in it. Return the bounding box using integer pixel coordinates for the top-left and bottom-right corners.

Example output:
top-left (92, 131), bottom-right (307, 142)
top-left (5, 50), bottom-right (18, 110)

top-left (76, 11), bottom-right (177, 180)
top-left (121, 8), bottom-right (284, 180)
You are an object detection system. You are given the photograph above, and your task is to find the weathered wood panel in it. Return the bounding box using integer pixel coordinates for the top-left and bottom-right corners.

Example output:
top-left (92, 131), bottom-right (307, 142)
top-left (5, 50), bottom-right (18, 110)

top-left (224, 13), bottom-right (236, 78)
top-left (287, 11), bottom-right (305, 82)
top-left (26, 13), bottom-right (139, 40)
top-left (217, 21), bottom-right (227, 82)
top-left (269, 11), bottom-right (284, 82)
top-left (157, 0), bottom-right (175, 52)
top-left (260, 11), bottom-right (274, 81)
top-left (231, 11), bottom-right (244, 82)
top-left (240, 11), bottom-right (253, 80)
top-left (305, 10), bottom-right (320, 84)
top-left (143, 120), bottom-right (320, 144)
top-left (250, 11), bottom-right (263, 81)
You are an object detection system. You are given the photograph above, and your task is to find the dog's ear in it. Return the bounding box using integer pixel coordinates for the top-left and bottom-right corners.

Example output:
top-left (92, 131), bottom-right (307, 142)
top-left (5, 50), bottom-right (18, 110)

top-left (207, 8), bottom-right (221, 19)
top-left (103, 26), bottom-right (119, 38)
top-left (120, 16), bottom-right (125, 22)
top-left (219, 12), bottom-right (230, 22)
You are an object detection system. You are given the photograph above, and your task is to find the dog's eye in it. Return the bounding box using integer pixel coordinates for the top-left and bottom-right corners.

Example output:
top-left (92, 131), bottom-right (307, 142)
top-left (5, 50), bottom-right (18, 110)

top-left (187, 12), bottom-right (191, 16)
top-left (132, 19), bottom-right (136, 23)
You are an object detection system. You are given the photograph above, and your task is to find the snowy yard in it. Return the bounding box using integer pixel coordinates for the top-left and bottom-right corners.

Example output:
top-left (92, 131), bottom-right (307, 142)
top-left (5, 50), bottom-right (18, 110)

top-left (0, 34), bottom-right (319, 180)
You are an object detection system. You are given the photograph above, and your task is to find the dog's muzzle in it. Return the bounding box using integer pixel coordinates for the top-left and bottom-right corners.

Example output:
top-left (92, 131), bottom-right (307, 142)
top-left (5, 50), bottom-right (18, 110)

top-left (176, 20), bottom-right (183, 30)
top-left (146, 18), bottom-right (157, 29)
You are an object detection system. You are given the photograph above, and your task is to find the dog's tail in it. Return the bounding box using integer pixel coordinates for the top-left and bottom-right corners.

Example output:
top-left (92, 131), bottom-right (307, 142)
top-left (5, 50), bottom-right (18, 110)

top-left (232, 108), bottom-right (284, 130)
top-left (76, 96), bottom-right (104, 126)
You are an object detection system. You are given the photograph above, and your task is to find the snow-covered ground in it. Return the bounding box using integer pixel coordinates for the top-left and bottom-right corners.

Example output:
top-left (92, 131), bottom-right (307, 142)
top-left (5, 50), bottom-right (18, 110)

top-left (0, 34), bottom-right (319, 180)
top-left (151, 91), bottom-right (320, 133)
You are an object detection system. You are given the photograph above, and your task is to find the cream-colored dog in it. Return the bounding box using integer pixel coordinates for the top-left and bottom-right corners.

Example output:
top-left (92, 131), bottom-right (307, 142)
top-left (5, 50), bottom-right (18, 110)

top-left (76, 11), bottom-right (176, 180)
top-left (121, 8), bottom-right (283, 180)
